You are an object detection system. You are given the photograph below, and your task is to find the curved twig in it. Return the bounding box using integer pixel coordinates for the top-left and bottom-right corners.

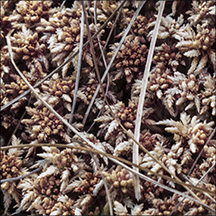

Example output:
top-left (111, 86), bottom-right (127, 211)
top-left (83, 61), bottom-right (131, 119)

top-left (1, 143), bottom-right (215, 210)
top-left (0, 143), bottom-right (214, 197)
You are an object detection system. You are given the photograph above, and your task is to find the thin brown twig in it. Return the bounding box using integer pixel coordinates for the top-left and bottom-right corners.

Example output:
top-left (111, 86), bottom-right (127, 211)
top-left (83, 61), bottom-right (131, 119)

top-left (1, 143), bottom-right (215, 198)
top-left (0, 142), bottom-right (214, 197)
top-left (84, 1), bottom-right (112, 132)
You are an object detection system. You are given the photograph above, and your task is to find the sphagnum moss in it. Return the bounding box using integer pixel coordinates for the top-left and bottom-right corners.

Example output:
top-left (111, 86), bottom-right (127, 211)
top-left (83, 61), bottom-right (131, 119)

top-left (0, 0), bottom-right (215, 215)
